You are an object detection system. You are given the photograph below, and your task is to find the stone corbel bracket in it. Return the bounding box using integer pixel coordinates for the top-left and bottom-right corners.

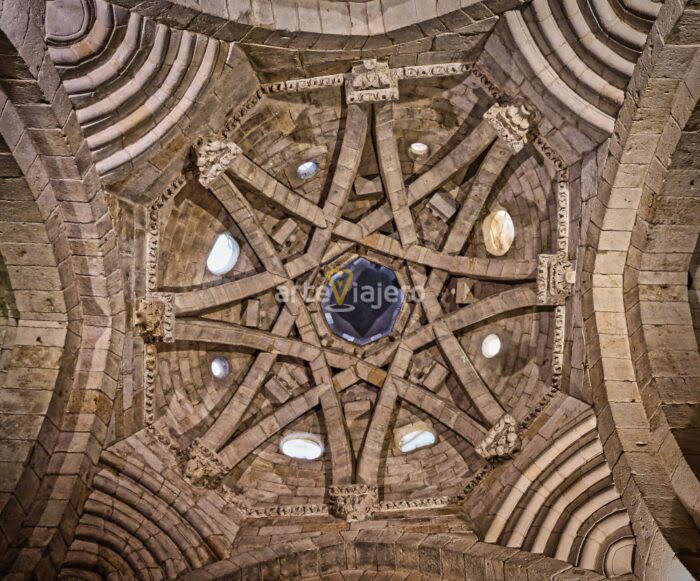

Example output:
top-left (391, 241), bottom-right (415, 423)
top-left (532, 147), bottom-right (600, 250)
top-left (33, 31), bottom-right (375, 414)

top-left (178, 439), bottom-right (229, 489)
top-left (475, 414), bottom-right (521, 459)
top-left (346, 59), bottom-right (399, 104)
top-left (537, 254), bottom-right (576, 305)
top-left (484, 102), bottom-right (536, 153)
top-left (134, 292), bottom-right (174, 343)
top-left (194, 136), bottom-right (241, 187)
top-left (328, 484), bottom-right (379, 521)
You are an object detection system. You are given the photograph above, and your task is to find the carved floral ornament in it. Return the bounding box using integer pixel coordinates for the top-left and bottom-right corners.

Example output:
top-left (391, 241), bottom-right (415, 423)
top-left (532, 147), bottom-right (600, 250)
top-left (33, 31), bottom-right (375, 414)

top-left (194, 136), bottom-right (241, 187)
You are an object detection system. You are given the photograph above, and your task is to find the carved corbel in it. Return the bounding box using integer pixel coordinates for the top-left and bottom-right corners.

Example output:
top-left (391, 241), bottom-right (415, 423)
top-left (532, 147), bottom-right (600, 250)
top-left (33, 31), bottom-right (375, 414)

top-left (178, 439), bottom-right (229, 489)
top-left (328, 484), bottom-right (379, 521)
top-left (537, 254), bottom-right (576, 305)
top-left (194, 136), bottom-right (242, 187)
top-left (484, 102), bottom-right (536, 153)
top-left (346, 59), bottom-right (399, 104)
top-left (134, 293), bottom-right (174, 343)
top-left (475, 414), bottom-right (521, 459)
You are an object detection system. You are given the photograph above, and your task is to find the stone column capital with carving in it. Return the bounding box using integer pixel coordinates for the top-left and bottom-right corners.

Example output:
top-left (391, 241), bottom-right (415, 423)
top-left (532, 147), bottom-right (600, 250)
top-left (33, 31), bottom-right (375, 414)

top-left (328, 484), bottom-right (379, 521)
top-left (484, 102), bottom-right (536, 153)
top-left (194, 136), bottom-right (242, 187)
top-left (346, 59), bottom-right (399, 104)
top-left (475, 414), bottom-right (521, 459)
top-left (537, 253), bottom-right (576, 305)
top-left (134, 292), bottom-right (174, 343)
top-left (178, 439), bottom-right (229, 489)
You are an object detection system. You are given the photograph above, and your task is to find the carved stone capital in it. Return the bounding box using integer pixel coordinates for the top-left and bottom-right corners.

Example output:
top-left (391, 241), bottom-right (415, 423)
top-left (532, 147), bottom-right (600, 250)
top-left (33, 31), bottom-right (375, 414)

top-left (134, 293), bottom-right (174, 343)
top-left (328, 484), bottom-right (379, 521)
top-left (194, 137), bottom-right (241, 187)
top-left (475, 414), bottom-right (521, 459)
top-left (178, 439), bottom-right (228, 489)
top-left (484, 102), bottom-right (535, 152)
top-left (346, 59), bottom-right (399, 104)
top-left (537, 254), bottom-right (576, 305)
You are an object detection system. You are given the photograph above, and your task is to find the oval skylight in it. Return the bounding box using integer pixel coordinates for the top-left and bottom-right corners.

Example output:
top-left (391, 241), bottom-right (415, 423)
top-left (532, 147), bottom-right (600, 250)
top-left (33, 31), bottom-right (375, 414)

top-left (280, 433), bottom-right (324, 460)
top-left (481, 334), bottom-right (502, 358)
top-left (399, 429), bottom-right (436, 453)
top-left (296, 161), bottom-right (319, 180)
top-left (210, 356), bottom-right (230, 379)
top-left (482, 209), bottom-right (515, 256)
top-left (206, 232), bottom-right (240, 276)
top-left (409, 142), bottom-right (430, 160)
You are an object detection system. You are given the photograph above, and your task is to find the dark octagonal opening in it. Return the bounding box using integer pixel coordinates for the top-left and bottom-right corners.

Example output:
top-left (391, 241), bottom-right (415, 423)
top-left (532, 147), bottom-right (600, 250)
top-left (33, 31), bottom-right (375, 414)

top-left (322, 257), bottom-right (404, 345)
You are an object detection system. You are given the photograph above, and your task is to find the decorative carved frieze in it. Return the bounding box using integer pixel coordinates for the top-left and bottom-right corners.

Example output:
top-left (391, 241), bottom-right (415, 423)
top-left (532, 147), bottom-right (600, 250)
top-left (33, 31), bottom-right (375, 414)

top-left (456, 466), bottom-right (493, 501)
top-left (147, 174), bottom-right (188, 292)
top-left (143, 343), bottom-right (157, 427)
top-left (261, 62), bottom-right (475, 98)
top-left (520, 385), bottom-right (559, 428)
top-left (552, 305), bottom-right (565, 388)
top-left (328, 484), bottom-right (379, 521)
top-left (134, 293), bottom-right (174, 343)
top-left (223, 88), bottom-right (264, 138)
top-left (247, 503), bottom-right (329, 518)
top-left (469, 63), bottom-right (503, 100)
top-left (537, 254), bottom-right (576, 305)
top-left (220, 486), bottom-right (329, 518)
top-left (178, 439), bottom-right (229, 489)
top-left (475, 414), bottom-right (521, 459)
top-left (194, 137), bottom-right (241, 187)
top-left (532, 132), bottom-right (565, 171)
top-left (555, 170), bottom-right (570, 256)
top-left (379, 496), bottom-right (450, 512)
top-left (262, 74), bottom-right (344, 94)
top-left (346, 59), bottom-right (399, 104)
top-left (484, 102), bottom-right (536, 153)
top-left (399, 63), bottom-right (471, 79)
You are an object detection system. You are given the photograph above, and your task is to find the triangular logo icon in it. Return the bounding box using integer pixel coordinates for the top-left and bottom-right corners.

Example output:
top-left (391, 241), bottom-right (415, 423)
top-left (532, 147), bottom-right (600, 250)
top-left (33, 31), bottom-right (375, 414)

top-left (327, 268), bottom-right (354, 306)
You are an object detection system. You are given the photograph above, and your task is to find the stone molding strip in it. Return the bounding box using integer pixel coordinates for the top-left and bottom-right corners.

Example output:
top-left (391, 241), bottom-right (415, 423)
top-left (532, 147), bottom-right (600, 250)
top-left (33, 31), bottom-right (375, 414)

top-left (106, 0), bottom-right (526, 41)
top-left (223, 488), bottom-right (451, 520)
top-left (261, 62), bottom-right (474, 97)
top-left (178, 529), bottom-right (613, 581)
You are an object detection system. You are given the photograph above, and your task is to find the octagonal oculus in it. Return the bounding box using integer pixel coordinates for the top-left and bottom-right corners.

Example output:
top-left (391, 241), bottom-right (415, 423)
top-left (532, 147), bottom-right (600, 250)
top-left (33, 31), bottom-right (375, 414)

top-left (322, 257), bottom-right (404, 345)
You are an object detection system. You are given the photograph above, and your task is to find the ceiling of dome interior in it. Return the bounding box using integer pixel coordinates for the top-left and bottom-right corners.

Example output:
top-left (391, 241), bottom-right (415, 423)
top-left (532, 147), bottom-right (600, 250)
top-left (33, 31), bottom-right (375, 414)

top-left (4, 0), bottom-right (698, 579)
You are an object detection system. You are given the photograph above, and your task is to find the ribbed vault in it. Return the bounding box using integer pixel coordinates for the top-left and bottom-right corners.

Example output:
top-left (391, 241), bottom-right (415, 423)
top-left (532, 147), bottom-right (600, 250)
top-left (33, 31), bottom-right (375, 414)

top-left (0, 0), bottom-right (697, 578)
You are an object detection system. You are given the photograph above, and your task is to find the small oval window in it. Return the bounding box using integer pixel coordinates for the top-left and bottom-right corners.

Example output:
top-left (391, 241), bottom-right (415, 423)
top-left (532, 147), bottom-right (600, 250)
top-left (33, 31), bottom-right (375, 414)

top-left (409, 142), bottom-right (430, 160)
top-left (210, 356), bottom-right (230, 379)
top-left (481, 334), bottom-right (502, 358)
top-left (296, 161), bottom-right (319, 180)
top-left (206, 232), bottom-right (240, 276)
top-left (280, 433), bottom-right (324, 460)
top-left (399, 429), bottom-right (436, 453)
top-left (482, 209), bottom-right (515, 256)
